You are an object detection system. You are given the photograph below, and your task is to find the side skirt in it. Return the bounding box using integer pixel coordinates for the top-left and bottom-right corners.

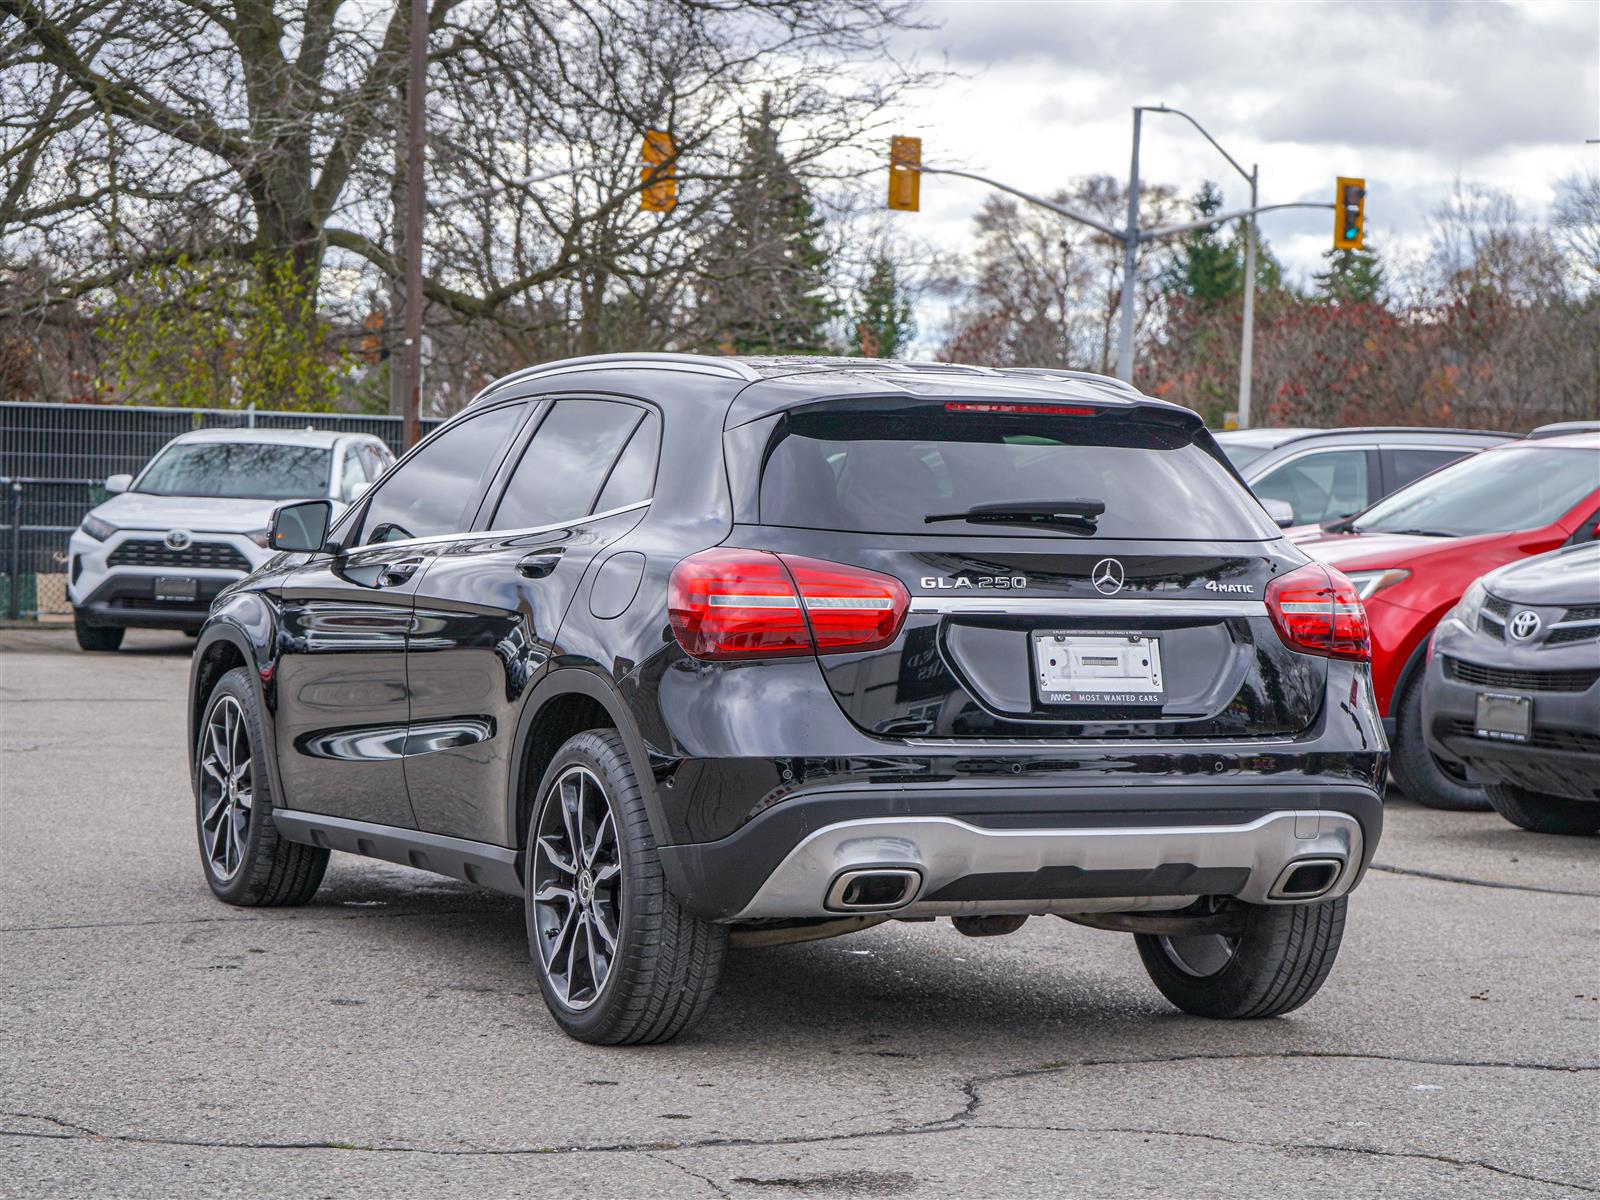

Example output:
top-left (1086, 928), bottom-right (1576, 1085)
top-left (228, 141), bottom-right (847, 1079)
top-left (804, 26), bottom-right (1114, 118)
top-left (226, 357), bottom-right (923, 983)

top-left (272, 810), bottom-right (523, 896)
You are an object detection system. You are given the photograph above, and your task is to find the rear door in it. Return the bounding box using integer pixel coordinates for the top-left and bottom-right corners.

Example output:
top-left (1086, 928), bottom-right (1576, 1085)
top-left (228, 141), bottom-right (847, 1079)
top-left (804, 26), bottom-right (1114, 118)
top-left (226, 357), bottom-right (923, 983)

top-left (734, 396), bottom-right (1320, 740)
top-left (403, 398), bottom-right (659, 844)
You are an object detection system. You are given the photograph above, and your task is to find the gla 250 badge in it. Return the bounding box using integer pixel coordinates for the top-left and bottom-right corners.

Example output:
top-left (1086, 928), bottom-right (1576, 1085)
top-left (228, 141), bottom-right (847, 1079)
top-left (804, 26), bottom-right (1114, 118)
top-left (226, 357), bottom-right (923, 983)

top-left (919, 575), bottom-right (1028, 589)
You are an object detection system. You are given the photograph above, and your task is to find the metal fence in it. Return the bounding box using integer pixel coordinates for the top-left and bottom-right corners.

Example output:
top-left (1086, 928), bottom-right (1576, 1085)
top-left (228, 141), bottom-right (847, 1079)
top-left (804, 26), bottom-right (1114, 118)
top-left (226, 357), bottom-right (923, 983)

top-left (0, 401), bottom-right (441, 620)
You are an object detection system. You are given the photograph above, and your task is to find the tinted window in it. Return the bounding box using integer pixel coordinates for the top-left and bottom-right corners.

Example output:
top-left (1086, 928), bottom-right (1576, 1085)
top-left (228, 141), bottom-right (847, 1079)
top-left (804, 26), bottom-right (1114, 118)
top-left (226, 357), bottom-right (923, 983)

top-left (1253, 449), bottom-right (1369, 526)
top-left (1356, 446), bottom-right (1599, 537)
top-left (758, 406), bottom-right (1277, 540)
top-left (1388, 447), bottom-right (1466, 492)
top-left (136, 442), bottom-right (331, 501)
top-left (491, 401), bottom-right (642, 530)
top-left (356, 404), bottom-right (524, 544)
top-left (594, 412), bottom-right (660, 512)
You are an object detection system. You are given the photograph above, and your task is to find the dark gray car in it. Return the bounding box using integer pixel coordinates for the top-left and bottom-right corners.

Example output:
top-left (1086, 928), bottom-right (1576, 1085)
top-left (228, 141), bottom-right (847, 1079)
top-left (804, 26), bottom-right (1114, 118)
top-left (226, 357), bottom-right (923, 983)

top-left (1216, 427), bottom-right (1511, 528)
top-left (1423, 543), bottom-right (1600, 834)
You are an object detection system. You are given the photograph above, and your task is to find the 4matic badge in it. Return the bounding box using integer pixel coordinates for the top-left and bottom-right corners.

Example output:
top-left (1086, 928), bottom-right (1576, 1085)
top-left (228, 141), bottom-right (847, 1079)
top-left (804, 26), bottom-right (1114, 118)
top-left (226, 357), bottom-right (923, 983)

top-left (1204, 579), bottom-right (1253, 594)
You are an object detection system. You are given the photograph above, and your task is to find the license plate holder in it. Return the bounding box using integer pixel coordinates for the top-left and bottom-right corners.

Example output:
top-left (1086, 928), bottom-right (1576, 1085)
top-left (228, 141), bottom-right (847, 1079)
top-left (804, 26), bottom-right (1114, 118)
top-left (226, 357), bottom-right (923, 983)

top-left (1034, 631), bottom-right (1165, 705)
top-left (153, 576), bottom-right (198, 603)
top-left (1474, 691), bottom-right (1531, 743)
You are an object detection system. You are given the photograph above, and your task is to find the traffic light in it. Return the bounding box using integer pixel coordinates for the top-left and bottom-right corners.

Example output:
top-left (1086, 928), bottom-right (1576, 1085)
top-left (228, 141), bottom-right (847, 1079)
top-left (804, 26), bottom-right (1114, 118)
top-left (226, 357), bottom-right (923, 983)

top-left (641, 129), bottom-right (676, 212)
top-left (1334, 176), bottom-right (1365, 250)
top-left (888, 135), bottom-right (921, 212)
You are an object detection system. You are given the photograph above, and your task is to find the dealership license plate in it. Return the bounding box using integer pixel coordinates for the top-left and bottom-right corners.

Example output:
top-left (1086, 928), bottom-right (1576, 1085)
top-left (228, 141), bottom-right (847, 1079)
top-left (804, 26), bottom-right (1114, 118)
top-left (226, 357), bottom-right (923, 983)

top-left (1474, 692), bottom-right (1531, 743)
top-left (153, 576), bottom-right (198, 603)
top-left (1034, 632), bottom-right (1165, 705)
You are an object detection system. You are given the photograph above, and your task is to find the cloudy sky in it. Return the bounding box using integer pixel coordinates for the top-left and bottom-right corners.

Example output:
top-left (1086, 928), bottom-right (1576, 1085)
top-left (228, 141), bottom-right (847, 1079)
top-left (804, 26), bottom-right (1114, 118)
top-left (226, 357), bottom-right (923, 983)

top-left (884, 0), bottom-right (1598, 288)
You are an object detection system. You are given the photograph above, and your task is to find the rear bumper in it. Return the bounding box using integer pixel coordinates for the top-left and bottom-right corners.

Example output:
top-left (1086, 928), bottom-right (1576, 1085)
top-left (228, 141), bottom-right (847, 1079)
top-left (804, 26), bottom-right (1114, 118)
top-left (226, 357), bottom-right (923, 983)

top-left (659, 782), bottom-right (1383, 921)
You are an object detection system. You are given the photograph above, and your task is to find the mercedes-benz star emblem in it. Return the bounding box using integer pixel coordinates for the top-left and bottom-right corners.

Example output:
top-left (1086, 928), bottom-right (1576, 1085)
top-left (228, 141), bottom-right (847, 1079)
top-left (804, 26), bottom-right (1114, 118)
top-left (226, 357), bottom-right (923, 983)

top-left (1091, 558), bottom-right (1126, 596)
top-left (1508, 610), bottom-right (1541, 641)
top-left (164, 528), bottom-right (192, 551)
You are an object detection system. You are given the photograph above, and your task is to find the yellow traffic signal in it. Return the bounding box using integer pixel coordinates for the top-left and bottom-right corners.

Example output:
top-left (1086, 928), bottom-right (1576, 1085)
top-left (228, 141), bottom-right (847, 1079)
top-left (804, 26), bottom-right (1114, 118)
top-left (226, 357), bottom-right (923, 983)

top-left (888, 135), bottom-right (921, 212)
top-left (1334, 176), bottom-right (1366, 250)
top-left (641, 129), bottom-right (676, 212)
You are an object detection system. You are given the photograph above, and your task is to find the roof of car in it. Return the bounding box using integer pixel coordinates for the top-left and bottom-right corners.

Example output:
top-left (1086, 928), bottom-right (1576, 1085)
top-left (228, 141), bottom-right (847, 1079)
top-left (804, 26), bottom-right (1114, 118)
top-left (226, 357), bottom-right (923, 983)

top-left (169, 427), bottom-right (371, 448)
top-left (1492, 430), bottom-right (1600, 451)
top-left (1214, 426), bottom-right (1510, 447)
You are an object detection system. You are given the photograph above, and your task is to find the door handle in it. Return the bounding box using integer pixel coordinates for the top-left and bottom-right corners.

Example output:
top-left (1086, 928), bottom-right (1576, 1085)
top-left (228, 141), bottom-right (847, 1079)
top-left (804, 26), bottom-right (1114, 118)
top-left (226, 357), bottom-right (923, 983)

top-left (377, 557), bottom-right (424, 586)
top-left (517, 548), bottom-right (565, 579)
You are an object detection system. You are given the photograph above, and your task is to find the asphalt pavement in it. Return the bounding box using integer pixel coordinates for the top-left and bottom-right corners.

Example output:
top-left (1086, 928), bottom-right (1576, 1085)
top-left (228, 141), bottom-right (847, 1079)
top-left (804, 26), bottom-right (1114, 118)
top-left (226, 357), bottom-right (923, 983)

top-left (2, 627), bottom-right (1596, 1198)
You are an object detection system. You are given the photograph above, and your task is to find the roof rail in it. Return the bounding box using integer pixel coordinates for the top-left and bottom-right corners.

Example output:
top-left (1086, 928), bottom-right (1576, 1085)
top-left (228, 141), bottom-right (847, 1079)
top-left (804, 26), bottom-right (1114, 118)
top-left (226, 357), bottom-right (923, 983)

top-left (470, 353), bottom-right (760, 405)
top-left (1000, 367), bottom-right (1144, 396)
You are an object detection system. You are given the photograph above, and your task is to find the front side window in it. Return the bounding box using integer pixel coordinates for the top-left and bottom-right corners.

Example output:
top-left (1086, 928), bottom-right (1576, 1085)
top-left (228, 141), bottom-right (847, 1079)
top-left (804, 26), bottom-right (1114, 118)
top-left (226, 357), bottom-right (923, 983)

top-left (336, 446), bottom-right (369, 501)
top-left (1253, 449), bottom-right (1369, 526)
top-left (355, 404), bottom-right (524, 545)
top-left (136, 442), bottom-right (332, 501)
top-left (1355, 446), bottom-right (1599, 537)
top-left (490, 400), bottom-right (645, 530)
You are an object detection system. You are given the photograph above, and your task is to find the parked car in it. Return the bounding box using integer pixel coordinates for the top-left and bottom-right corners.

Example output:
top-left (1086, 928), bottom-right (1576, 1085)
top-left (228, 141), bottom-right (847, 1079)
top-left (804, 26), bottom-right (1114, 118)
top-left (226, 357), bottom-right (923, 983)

top-left (187, 354), bottom-right (1385, 1045)
top-left (1291, 432), bottom-right (1600, 810)
top-left (1215, 427), bottom-right (1511, 529)
top-left (69, 429), bottom-right (395, 650)
top-left (1422, 543), bottom-right (1600, 835)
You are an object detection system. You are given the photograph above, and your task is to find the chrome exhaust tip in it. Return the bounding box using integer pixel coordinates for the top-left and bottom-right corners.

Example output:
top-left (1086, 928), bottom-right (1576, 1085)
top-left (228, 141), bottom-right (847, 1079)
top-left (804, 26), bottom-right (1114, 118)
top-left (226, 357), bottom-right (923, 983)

top-left (824, 868), bottom-right (922, 912)
top-left (1268, 857), bottom-right (1344, 901)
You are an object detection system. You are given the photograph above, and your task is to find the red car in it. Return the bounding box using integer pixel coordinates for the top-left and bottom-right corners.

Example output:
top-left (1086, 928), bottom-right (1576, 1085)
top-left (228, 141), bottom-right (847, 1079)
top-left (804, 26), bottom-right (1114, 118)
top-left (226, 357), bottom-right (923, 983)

top-left (1290, 432), bottom-right (1600, 810)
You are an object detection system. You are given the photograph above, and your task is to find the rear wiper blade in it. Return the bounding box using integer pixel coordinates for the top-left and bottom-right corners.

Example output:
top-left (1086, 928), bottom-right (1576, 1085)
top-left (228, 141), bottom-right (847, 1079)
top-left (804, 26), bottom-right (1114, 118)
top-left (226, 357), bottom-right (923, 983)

top-left (924, 499), bottom-right (1104, 534)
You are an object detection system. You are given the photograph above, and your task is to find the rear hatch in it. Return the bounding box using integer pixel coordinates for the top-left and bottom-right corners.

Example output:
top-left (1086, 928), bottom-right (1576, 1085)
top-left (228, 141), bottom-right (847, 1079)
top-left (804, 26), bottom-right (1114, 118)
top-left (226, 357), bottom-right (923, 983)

top-left (727, 393), bottom-right (1321, 739)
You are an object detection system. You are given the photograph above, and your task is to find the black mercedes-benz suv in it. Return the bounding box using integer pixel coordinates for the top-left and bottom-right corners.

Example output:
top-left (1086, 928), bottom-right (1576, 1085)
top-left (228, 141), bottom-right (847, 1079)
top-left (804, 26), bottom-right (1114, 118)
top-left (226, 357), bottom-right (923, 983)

top-left (187, 355), bottom-right (1386, 1044)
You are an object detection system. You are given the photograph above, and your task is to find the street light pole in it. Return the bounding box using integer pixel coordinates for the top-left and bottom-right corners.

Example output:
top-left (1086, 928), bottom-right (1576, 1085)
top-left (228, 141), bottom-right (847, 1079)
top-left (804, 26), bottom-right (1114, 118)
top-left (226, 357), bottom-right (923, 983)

top-left (400, 0), bottom-right (426, 450)
top-left (1114, 108), bottom-right (1142, 383)
top-left (1239, 164), bottom-right (1258, 429)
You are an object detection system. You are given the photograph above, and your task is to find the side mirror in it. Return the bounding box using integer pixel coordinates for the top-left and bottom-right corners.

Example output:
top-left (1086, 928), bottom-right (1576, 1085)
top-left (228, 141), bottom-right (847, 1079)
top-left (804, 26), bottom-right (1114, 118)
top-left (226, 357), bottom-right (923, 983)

top-left (104, 474), bottom-right (132, 495)
top-left (1261, 498), bottom-right (1296, 528)
top-left (269, 499), bottom-right (334, 553)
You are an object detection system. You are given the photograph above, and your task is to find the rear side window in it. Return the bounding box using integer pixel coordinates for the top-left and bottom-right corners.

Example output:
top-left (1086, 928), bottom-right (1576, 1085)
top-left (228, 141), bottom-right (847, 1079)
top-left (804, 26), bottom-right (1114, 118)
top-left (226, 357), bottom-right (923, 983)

top-left (757, 404), bottom-right (1277, 540)
top-left (594, 412), bottom-right (660, 512)
top-left (1388, 447), bottom-right (1464, 492)
top-left (491, 400), bottom-right (644, 530)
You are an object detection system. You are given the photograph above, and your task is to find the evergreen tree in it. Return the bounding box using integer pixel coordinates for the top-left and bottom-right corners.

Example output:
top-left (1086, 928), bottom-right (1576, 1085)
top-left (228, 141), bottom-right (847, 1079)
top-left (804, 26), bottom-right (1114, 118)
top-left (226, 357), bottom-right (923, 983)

top-left (1165, 181), bottom-right (1242, 305)
top-left (851, 256), bottom-right (916, 357)
top-left (698, 95), bottom-right (838, 355)
top-left (1314, 245), bottom-right (1387, 304)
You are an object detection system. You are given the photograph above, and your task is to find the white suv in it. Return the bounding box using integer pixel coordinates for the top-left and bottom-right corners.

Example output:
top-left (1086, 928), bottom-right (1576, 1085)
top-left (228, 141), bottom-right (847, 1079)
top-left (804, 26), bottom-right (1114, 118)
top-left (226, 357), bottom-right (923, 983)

top-left (68, 428), bottom-right (395, 650)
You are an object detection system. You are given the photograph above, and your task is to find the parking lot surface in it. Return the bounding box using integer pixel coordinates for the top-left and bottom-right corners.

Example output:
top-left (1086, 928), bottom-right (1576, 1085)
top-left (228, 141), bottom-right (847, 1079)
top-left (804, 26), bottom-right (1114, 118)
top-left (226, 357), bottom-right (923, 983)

top-left (2, 627), bottom-right (1596, 1198)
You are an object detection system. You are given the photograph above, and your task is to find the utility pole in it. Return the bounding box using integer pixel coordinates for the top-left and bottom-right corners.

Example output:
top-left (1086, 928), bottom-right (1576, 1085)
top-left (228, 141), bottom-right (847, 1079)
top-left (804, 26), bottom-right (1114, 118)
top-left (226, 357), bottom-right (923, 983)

top-left (400, 0), bottom-right (426, 449)
top-left (1238, 165), bottom-right (1258, 429)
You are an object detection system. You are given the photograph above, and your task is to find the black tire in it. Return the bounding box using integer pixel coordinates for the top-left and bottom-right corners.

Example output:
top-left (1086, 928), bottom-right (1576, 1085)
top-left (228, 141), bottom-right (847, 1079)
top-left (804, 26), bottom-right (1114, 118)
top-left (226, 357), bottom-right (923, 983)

top-left (526, 729), bottom-right (726, 1045)
top-left (1135, 897), bottom-right (1347, 1019)
top-left (1391, 675), bottom-right (1489, 811)
top-left (73, 611), bottom-right (124, 652)
top-left (1485, 782), bottom-right (1600, 836)
top-left (194, 667), bottom-right (328, 906)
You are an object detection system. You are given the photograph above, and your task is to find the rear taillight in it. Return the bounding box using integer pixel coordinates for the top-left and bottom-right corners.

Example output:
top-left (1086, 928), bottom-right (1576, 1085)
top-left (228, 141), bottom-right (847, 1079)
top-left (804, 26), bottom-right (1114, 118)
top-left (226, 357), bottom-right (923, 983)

top-left (1265, 562), bottom-right (1370, 661)
top-left (668, 549), bottom-right (909, 661)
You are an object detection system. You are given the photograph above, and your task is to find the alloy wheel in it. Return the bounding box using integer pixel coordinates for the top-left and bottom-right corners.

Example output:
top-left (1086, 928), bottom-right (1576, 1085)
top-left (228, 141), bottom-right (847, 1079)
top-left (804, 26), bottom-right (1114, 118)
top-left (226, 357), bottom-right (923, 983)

top-left (531, 765), bottom-right (623, 1010)
top-left (199, 696), bottom-right (253, 880)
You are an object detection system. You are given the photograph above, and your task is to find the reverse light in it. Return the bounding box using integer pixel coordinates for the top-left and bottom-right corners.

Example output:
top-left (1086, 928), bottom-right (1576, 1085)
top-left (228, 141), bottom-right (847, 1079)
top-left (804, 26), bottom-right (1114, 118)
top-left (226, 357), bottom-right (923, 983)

top-left (1265, 562), bottom-right (1370, 662)
top-left (1343, 568), bottom-right (1410, 601)
top-left (668, 549), bottom-right (909, 660)
top-left (944, 402), bottom-right (1097, 416)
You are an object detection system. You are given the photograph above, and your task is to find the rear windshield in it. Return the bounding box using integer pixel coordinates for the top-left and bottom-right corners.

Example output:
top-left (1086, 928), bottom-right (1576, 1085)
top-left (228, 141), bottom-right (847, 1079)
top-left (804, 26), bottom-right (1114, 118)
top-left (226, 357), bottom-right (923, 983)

top-left (757, 405), bottom-right (1278, 540)
top-left (136, 442), bottom-right (332, 500)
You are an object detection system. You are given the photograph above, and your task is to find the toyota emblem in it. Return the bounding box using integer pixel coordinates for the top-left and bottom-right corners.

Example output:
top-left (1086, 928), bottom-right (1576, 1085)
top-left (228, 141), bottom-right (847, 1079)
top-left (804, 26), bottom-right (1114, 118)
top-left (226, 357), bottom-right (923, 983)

top-left (1091, 558), bottom-right (1126, 596)
top-left (1507, 610), bottom-right (1541, 641)
top-left (164, 528), bottom-right (192, 551)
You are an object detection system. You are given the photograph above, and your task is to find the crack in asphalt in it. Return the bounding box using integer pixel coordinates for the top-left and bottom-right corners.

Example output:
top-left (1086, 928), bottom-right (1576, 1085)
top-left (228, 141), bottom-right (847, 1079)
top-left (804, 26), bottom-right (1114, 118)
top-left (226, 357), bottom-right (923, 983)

top-left (978, 1120), bottom-right (1598, 1194)
top-left (1368, 862), bottom-right (1600, 898)
top-left (3, 1050), bottom-right (1593, 1191)
top-left (648, 1150), bottom-right (735, 1199)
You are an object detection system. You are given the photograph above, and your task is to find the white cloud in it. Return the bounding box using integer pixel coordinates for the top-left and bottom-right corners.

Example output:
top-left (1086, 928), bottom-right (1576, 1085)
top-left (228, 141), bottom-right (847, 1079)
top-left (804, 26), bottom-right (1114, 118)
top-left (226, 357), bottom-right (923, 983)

top-left (880, 0), bottom-right (1599, 309)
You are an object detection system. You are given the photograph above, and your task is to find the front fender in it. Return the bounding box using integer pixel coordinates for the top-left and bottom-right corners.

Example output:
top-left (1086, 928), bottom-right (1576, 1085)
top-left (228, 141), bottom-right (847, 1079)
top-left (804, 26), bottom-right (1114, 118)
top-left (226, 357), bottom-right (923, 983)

top-left (189, 593), bottom-right (285, 805)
